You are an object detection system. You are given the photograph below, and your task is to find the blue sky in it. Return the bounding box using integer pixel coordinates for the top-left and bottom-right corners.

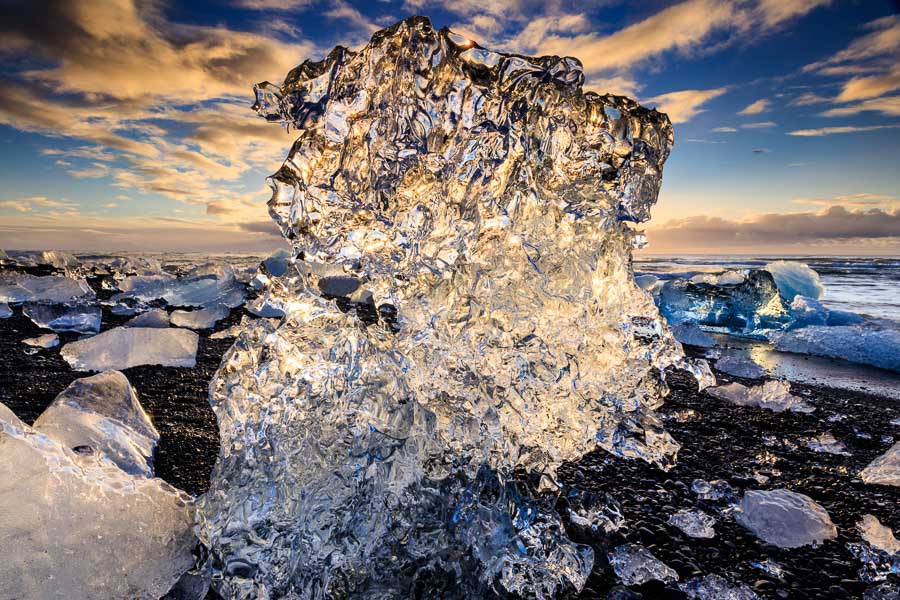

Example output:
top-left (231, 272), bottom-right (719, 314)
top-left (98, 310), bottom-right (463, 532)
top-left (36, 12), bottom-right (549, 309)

top-left (0, 0), bottom-right (897, 253)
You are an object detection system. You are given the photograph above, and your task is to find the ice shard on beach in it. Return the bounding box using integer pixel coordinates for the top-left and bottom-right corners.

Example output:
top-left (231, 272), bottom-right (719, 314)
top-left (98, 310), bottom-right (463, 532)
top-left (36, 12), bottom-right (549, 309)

top-left (199, 16), bottom-right (708, 598)
top-left (61, 327), bottom-right (199, 371)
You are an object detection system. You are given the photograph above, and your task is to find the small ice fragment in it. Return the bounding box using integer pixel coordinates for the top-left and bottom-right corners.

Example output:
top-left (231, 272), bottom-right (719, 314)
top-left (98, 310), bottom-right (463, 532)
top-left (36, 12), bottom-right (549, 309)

top-left (32, 370), bottom-right (158, 477)
top-left (40, 250), bottom-right (80, 272)
top-left (0, 302), bottom-right (11, 318)
top-left (0, 273), bottom-right (94, 303)
top-left (566, 489), bottom-right (624, 534)
top-left (634, 274), bottom-right (658, 290)
top-left (261, 247), bottom-right (291, 277)
top-left (734, 489), bottom-right (837, 548)
top-left (668, 509), bottom-right (716, 538)
top-left (763, 260), bottom-right (825, 301)
top-left (608, 543), bottom-right (678, 586)
top-left (807, 432), bottom-right (851, 456)
top-left (749, 558), bottom-right (785, 578)
top-left (707, 380), bottom-right (814, 413)
top-left (672, 323), bottom-right (716, 348)
top-left (111, 302), bottom-right (140, 316)
top-left (858, 514), bottom-right (900, 554)
top-left (23, 333), bottom-right (59, 348)
top-left (772, 325), bottom-right (900, 373)
top-left (61, 327), bottom-right (199, 371)
top-left (691, 478), bottom-right (734, 502)
top-left (680, 574), bottom-right (760, 600)
top-left (860, 442), bottom-right (900, 488)
top-left (715, 354), bottom-right (765, 379)
top-left (23, 302), bottom-right (101, 334)
top-left (125, 308), bottom-right (170, 328)
top-left (171, 304), bottom-right (229, 330)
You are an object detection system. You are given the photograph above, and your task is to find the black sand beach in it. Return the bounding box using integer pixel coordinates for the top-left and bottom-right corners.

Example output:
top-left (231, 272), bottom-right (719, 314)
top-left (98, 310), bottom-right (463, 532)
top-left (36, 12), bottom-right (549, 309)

top-left (1, 270), bottom-right (898, 599)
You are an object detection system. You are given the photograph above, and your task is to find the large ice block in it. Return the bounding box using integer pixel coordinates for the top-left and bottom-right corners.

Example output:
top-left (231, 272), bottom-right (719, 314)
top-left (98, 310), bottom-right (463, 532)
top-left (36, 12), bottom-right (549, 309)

top-left (170, 304), bottom-right (229, 330)
top-left (22, 301), bottom-right (101, 334)
top-left (199, 16), bottom-right (706, 599)
top-left (0, 273), bottom-right (94, 303)
top-left (860, 442), bottom-right (900, 487)
top-left (734, 489), bottom-right (837, 548)
top-left (773, 324), bottom-right (900, 373)
top-left (114, 263), bottom-right (245, 308)
top-left (61, 327), bottom-right (199, 371)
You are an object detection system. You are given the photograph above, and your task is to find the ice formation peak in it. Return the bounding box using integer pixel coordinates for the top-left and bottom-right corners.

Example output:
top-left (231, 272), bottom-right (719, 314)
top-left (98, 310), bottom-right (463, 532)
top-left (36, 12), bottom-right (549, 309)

top-left (200, 16), bottom-right (700, 599)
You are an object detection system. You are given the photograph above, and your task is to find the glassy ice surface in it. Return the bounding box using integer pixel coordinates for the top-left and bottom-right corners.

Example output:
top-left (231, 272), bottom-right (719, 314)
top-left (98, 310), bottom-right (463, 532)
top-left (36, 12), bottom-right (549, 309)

top-left (715, 354), bottom-right (765, 379)
top-left (0, 273), bottom-right (94, 303)
top-left (0, 392), bottom-right (196, 599)
top-left (860, 442), bottom-right (900, 487)
top-left (672, 323), bottom-right (716, 348)
top-left (22, 333), bottom-right (59, 348)
top-left (114, 263), bottom-right (245, 308)
top-left (734, 489), bottom-right (837, 548)
top-left (668, 509), bottom-right (716, 538)
top-left (171, 304), bottom-right (229, 330)
top-left (22, 301), bottom-right (101, 334)
top-left (773, 324), bottom-right (900, 373)
top-left (807, 432), bottom-right (851, 456)
top-left (764, 260), bottom-right (825, 302)
top-left (126, 308), bottom-right (171, 328)
top-left (608, 543), bottom-right (679, 586)
top-left (32, 370), bottom-right (159, 476)
top-left (62, 327), bottom-right (199, 371)
top-left (0, 302), bottom-right (11, 318)
top-left (198, 16), bottom-right (710, 599)
top-left (566, 489), bottom-right (625, 534)
top-left (680, 574), bottom-right (761, 599)
top-left (858, 514), bottom-right (900, 554)
top-left (707, 380), bottom-right (814, 413)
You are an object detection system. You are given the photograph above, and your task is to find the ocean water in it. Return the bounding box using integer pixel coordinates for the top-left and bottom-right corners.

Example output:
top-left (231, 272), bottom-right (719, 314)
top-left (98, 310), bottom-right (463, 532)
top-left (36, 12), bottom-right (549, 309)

top-left (634, 255), bottom-right (900, 323)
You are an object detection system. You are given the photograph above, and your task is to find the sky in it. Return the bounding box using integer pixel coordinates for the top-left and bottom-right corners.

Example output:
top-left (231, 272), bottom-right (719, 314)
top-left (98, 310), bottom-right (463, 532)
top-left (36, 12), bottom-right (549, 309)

top-left (0, 0), bottom-right (898, 255)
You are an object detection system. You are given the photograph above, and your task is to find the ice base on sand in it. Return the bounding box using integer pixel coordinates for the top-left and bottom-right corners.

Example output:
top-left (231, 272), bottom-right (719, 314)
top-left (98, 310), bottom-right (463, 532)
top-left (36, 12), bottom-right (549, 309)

top-left (171, 304), bottom-right (229, 329)
top-left (32, 370), bottom-right (159, 476)
top-left (22, 333), bottom-right (59, 348)
top-left (0, 273), bottom-right (94, 303)
top-left (668, 509), bottom-right (716, 538)
top-left (126, 308), bottom-right (170, 328)
top-left (0, 378), bottom-right (197, 599)
top-left (114, 263), bottom-right (245, 308)
top-left (734, 489), bottom-right (837, 548)
top-left (860, 442), bottom-right (900, 487)
top-left (707, 380), bottom-right (814, 413)
top-left (62, 327), bottom-right (199, 371)
top-left (199, 16), bottom-right (711, 599)
top-left (680, 574), bottom-right (760, 599)
top-left (608, 543), bottom-right (678, 586)
top-left (807, 432), bottom-right (851, 456)
top-left (773, 324), bottom-right (900, 373)
top-left (22, 301), bottom-right (101, 334)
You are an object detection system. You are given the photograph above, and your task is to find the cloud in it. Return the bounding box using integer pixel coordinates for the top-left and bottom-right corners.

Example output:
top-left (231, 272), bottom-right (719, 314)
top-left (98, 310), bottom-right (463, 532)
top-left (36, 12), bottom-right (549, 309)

top-left (789, 91), bottom-right (830, 106)
top-left (741, 121), bottom-right (777, 129)
top-left (0, 196), bottom-right (78, 213)
top-left (712, 126), bottom-right (738, 132)
top-left (643, 87), bottom-right (728, 124)
top-left (738, 99), bottom-right (770, 115)
top-left (793, 193), bottom-right (898, 208)
top-left (686, 138), bottom-right (727, 144)
top-left (836, 65), bottom-right (900, 102)
top-left (821, 95), bottom-right (900, 118)
top-left (233, 0), bottom-right (312, 9)
top-left (755, 0), bottom-right (831, 27)
top-left (804, 15), bottom-right (900, 74)
top-left (788, 124), bottom-right (900, 136)
top-left (647, 205), bottom-right (900, 250)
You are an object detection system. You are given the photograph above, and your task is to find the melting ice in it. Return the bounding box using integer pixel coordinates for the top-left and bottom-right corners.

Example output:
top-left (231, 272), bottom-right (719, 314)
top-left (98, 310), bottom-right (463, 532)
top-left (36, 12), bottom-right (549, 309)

top-left (198, 16), bottom-right (709, 599)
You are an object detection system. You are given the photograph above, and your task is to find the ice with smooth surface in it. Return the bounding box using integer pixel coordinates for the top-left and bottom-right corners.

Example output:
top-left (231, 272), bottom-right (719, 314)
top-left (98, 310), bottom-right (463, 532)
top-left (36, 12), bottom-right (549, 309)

top-left (0, 302), bottom-right (11, 318)
top-left (61, 327), bottom-right (199, 371)
top-left (707, 380), bottom-right (814, 413)
top-left (773, 324), bottom-right (900, 373)
top-left (126, 308), bottom-right (170, 328)
top-left (858, 514), bottom-right (900, 554)
top-left (32, 370), bottom-right (159, 476)
top-left (715, 354), bottom-right (765, 379)
top-left (668, 509), bottom-right (716, 538)
top-left (0, 273), bottom-right (94, 303)
top-left (114, 263), bottom-right (245, 308)
top-left (764, 260), bottom-right (825, 302)
top-left (608, 544), bottom-right (679, 586)
top-left (22, 333), bottom-right (59, 348)
top-left (807, 432), bottom-right (851, 456)
top-left (734, 489), bottom-right (837, 548)
top-left (672, 323), bottom-right (716, 348)
top-left (198, 16), bottom-right (707, 599)
top-left (680, 574), bottom-right (760, 600)
top-left (171, 304), bottom-right (229, 329)
top-left (860, 442), bottom-right (900, 487)
top-left (0, 399), bottom-right (196, 599)
top-left (22, 301), bottom-right (101, 334)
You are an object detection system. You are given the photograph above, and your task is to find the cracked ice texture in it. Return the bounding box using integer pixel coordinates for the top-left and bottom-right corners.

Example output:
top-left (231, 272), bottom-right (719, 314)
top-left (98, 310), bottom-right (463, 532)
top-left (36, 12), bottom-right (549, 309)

top-left (200, 16), bottom-right (704, 598)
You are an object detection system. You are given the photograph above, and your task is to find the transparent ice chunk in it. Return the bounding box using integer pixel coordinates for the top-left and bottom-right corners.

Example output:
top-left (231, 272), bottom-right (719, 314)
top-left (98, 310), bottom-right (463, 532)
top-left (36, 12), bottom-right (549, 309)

top-left (22, 301), bottom-right (101, 334)
top-left (707, 380), bottom-right (814, 413)
top-left (170, 304), bottom-right (229, 330)
top-left (114, 263), bottom-right (245, 308)
top-left (860, 442), bottom-right (900, 487)
top-left (858, 514), bottom-right (900, 554)
top-left (23, 333), bottom-right (59, 348)
top-left (807, 432), bottom-right (851, 456)
top-left (0, 302), bottom-right (11, 318)
top-left (680, 574), bottom-right (760, 599)
top-left (773, 324), bottom-right (900, 373)
top-left (763, 260), bottom-right (825, 302)
top-left (61, 327), bottom-right (199, 371)
top-left (0, 273), bottom-right (94, 303)
top-left (715, 353), bottom-right (765, 379)
top-left (668, 509), bottom-right (716, 538)
top-left (734, 489), bottom-right (837, 548)
top-left (126, 308), bottom-right (171, 328)
top-left (608, 543), bottom-right (679, 586)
